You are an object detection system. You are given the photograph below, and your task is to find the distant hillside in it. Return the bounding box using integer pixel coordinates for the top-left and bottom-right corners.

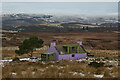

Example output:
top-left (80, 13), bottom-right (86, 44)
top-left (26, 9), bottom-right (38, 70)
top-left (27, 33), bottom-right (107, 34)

top-left (2, 13), bottom-right (118, 32)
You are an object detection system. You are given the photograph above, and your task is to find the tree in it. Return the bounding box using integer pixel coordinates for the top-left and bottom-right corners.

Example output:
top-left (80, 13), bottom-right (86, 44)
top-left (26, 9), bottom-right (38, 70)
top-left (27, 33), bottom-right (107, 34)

top-left (15, 36), bottom-right (44, 57)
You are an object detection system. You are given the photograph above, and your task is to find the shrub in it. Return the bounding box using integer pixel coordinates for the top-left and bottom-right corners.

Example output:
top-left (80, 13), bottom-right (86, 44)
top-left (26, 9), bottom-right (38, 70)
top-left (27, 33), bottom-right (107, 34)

top-left (88, 62), bottom-right (104, 68)
top-left (12, 57), bottom-right (20, 62)
top-left (105, 57), bottom-right (110, 60)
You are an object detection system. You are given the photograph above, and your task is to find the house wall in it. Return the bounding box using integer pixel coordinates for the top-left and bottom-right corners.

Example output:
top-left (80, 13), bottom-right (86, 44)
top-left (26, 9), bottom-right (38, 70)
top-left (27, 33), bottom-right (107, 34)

top-left (58, 53), bottom-right (87, 60)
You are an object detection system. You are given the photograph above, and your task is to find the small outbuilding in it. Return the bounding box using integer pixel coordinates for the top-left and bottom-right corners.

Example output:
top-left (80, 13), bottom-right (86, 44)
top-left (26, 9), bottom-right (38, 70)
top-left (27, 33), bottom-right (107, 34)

top-left (41, 52), bottom-right (56, 61)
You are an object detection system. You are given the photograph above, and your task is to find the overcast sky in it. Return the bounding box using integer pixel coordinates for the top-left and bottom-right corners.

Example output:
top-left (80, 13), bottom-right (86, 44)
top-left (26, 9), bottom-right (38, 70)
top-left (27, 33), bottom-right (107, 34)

top-left (1, 0), bottom-right (119, 2)
top-left (2, 2), bottom-right (118, 15)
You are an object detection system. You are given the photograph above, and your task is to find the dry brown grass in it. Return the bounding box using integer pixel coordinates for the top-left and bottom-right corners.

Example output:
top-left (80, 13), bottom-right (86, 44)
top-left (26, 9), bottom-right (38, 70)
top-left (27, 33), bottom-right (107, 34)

top-left (87, 49), bottom-right (118, 59)
top-left (2, 49), bottom-right (118, 60)
top-left (2, 58), bottom-right (118, 78)
top-left (2, 48), bottom-right (118, 78)
top-left (3, 31), bottom-right (118, 50)
top-left (2, 49), bottom-right (48, 59)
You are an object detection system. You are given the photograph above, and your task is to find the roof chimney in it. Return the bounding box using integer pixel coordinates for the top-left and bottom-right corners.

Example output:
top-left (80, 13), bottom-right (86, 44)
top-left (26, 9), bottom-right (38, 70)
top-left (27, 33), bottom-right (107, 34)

top-left (77, 41), bottom-right (82, 45)
top-left (50, 42), bottom-right (56, 47)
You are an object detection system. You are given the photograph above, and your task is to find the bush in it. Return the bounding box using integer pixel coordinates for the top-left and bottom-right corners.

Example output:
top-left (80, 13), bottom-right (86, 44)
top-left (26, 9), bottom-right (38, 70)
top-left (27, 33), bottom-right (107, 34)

top-left (88, 62), bottom-right (104, 67)
top-left (12, 57), bottom-right (20, 62)
top-left (105, 57), bottom-right (110, 60)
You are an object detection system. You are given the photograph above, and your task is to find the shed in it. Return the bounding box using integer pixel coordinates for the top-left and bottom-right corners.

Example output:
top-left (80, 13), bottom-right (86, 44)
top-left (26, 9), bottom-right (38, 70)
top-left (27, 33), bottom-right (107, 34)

top-left (41, 52), bottom-right (56, 61)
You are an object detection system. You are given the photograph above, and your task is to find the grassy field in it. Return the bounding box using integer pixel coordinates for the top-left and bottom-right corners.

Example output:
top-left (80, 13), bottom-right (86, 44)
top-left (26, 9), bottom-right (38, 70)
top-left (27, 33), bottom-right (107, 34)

top-left (88, 50), bottom-right (118, 59)
top-left (2, 47), bottom-right (118, 59)
top-left (2, 48), bottom-right (119, 59)
top-left (2, 31), bottom-right (118, 50)
top-left (2, 58), bottom-right (118, 78)
top-left (2, 46), bottom-right (48, 59)
top-left (2, 49), bottom-right (118, 78)
top-left (2, 31), bottom-right (118, 78)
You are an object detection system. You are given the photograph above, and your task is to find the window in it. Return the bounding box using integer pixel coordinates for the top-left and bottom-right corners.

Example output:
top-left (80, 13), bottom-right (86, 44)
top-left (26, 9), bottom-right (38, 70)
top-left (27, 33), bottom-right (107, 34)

top-left (51, 54), bottom-right (53, 56)
top-left (69, 47), bottom-right (76, 53)
top-left (48, 55), bottom-right (49, 59)
top-left (42, 54), bottom-right (46, 58)
top-left (60, 51), bottom-right (64, 55)
top-left (72, 47), bottom-right (77, 53)
top-left (69, 47), bottom-right (72, 53)
top-left (72, 54), bottom-right (75, 57)
top-left (63, 47), bottom-right (67, 52)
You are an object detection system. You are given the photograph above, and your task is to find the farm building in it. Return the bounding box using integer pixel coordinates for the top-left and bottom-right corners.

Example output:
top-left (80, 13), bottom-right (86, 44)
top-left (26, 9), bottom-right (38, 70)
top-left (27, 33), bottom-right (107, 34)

top-left (41, 41), bottom-right (87, 61)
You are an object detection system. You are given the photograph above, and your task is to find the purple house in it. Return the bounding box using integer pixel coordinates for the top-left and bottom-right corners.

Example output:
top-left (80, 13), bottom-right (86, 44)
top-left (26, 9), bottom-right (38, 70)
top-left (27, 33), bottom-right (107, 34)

top-left (41, 41), bottom-right (87, 61)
